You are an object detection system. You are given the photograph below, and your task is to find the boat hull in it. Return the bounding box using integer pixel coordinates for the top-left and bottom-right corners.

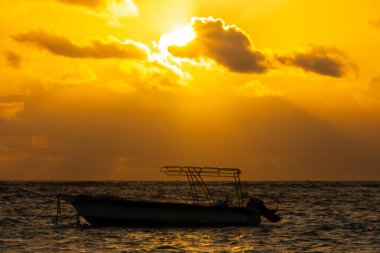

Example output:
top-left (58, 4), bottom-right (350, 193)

top-left (61, 194), bottom-right (261, 227)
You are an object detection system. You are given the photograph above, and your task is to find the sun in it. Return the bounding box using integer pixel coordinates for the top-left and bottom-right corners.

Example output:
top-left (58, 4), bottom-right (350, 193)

top-left (158, 25), bottom-right (196, 53)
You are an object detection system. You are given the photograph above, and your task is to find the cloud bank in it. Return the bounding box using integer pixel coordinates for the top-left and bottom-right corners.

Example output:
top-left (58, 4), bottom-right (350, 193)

top-left (12, 16), bottom-right (355, 78)
top-left (167, 17), bottom-right (354, 78)
top-left (13, 30), bottom-right (149, 59)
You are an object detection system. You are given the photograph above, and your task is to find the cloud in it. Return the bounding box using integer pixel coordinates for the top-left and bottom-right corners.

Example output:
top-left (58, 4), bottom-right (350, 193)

top-left (0, 102), bottom-right (24, 120)
top-left (276, 45), bottom-right (355, 77)
top-left (57, 0), bottom-right (104, 8)
top-left (56, 0), bottom-right (137, 12)
top-left (168, 17), bottom-right (269, 74)
top-left (4, 51), bottom-right (22, 69)
top-left (57, 0), bottom-right (107, 8)
top-left (55, 0), bottom-right (138, 25)
top-left (167, 17), bottom-right (354, 78)
top-left (1, 86), bottom-right (379, 180)
top-left (233, 80), bottom-right (281, 97)
top-left (118, 59), bottom-right (191, 92)
top-left (13, 30), bottom-right (149, 59)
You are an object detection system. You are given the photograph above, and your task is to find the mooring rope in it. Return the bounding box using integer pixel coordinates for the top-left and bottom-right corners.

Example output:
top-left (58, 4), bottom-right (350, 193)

top-left (26, 196), bottom-right (57, 224)
top-left (55, 193), bottom-right (63, 224)
top-left (4, 194), bottom-right (80, 230)
top-left (4, 196), bottom-right (57, 231)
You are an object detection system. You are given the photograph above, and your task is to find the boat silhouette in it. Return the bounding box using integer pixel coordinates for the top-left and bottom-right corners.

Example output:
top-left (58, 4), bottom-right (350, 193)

top-left (59, 166), bottom-right (281, 227)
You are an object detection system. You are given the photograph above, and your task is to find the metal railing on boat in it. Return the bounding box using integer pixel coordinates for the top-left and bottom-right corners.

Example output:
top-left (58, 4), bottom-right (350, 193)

top-left (161, 166), bottom-right (241, 177)
top-left (161, 166), bottom-right (245, 208)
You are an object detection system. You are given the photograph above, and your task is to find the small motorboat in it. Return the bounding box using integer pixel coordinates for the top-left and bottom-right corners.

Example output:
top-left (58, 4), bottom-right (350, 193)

top-left (59, 166), bottom-right (281, 227)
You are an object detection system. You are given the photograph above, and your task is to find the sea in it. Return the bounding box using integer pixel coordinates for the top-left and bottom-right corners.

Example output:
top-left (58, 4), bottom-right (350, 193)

top-left (0, 181), bottom-right (379, 252)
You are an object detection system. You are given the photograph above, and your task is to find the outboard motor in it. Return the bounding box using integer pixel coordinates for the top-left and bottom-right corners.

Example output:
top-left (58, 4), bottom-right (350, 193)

top-left (246, 197), bottom-right (281, 222)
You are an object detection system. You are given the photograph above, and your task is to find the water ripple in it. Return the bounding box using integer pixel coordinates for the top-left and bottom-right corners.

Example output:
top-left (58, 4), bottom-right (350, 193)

top-left (0, 181), bottom-right (379, 252)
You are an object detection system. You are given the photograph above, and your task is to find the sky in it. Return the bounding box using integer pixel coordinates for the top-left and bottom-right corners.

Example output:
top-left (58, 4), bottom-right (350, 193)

top-left (1, 0), bottom-right (380, 180)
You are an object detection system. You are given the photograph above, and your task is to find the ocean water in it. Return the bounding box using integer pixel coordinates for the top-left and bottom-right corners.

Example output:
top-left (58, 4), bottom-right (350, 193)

top-left (0, 181), bottom-right (379, 252)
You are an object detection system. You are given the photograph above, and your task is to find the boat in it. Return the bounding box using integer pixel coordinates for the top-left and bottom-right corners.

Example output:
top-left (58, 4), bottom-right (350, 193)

top-left (58, 166), bottom-right (281, 227)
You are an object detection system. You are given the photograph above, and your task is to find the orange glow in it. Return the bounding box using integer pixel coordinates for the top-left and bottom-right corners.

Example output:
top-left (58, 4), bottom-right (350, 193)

top-left (0, 0), bottom-right (380, 180)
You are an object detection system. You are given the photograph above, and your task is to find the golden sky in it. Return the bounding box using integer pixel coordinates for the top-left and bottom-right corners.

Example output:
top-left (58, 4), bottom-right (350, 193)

top-left (1, 0), bottom-right (380, 180)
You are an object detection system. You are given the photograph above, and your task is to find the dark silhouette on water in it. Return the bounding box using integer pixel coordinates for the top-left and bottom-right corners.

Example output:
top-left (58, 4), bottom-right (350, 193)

top-left (58, 166), bottom-right (281, 227)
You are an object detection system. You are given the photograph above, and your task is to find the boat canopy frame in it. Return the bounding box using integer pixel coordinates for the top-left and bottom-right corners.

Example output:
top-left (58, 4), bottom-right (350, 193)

top-left (161, 166), bottom-right (245, 208)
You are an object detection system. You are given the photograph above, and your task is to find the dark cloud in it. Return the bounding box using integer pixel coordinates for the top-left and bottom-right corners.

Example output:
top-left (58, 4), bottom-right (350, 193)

top-left (168, 17), bottom-right (268, 74)
top-left (276, 45), bottom-right (355, 77)
top-left (5, 51), bottom-right (22, 69)
top-left (168, 17), bottom-right (354, 78)
top-left (13, 30), bottom-right (148, 60)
